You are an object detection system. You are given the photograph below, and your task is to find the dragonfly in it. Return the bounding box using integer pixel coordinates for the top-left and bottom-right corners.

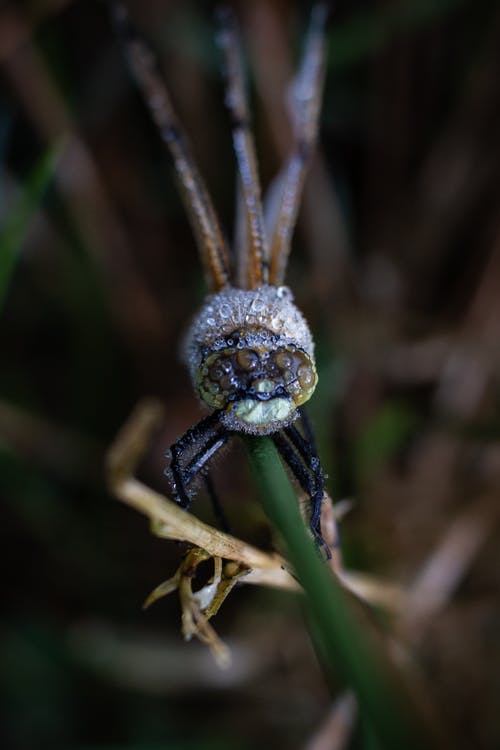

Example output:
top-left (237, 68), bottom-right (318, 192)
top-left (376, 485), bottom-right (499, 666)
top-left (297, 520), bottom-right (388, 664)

top-left (112, 3), bottom-right (331, 555)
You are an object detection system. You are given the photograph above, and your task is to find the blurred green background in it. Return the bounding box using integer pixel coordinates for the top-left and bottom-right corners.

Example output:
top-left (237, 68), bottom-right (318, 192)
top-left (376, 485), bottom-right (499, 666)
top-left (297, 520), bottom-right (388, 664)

top-left (2, 0), bottom-right (500, 748)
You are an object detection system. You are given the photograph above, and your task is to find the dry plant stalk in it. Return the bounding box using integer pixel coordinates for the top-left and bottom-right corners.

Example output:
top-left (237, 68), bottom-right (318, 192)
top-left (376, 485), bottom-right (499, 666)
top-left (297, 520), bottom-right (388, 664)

top-left (106, 399), bottom-right (294, 574)
top-left (110, 398), bottom-right (497, 668)
top-left (106, 399), bottom-right (412, 664)
top-left (106, 399), bottom-right (297, 666)
top-left (108, 398), bottom-right (498, 745)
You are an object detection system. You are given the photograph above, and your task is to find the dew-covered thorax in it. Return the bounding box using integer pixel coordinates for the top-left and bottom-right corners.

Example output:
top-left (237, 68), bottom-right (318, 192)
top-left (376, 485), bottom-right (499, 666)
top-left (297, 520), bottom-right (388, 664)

top-left (182, 285), bottom-right (318, 434)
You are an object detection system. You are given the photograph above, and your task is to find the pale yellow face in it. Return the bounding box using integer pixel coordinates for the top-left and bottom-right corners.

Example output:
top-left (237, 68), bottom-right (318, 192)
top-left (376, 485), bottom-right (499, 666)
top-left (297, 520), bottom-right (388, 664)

top-left (196, 340), bottom-right (318, 432)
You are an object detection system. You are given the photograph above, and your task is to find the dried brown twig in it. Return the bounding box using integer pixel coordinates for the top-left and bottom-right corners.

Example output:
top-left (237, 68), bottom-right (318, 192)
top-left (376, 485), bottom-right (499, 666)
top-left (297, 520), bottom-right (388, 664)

top-left (107, 396), bottom-right (499, 684)
top-left (106, 399), bottom-right (297, 666)
top-left (106, 399), bottom-right (293, 575)
top-left (106, 398), bottom-right (412, 665)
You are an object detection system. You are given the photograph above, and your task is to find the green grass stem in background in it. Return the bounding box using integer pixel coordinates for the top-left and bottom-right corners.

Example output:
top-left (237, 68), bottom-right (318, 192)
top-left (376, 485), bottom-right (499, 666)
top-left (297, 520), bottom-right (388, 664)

top-left (0, 142), bottom-right (62, 312)
top-left (245, 436), bottom-right (436, 750)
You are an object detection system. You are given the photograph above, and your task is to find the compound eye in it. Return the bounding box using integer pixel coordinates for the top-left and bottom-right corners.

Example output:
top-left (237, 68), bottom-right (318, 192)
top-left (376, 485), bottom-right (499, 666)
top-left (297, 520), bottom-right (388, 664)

top-left (197, 350), bottom-right (235, 409)
top-left (294, 359), bottom-right (317, 405)
top-left (297, 363), bottom-right (315, 388)
top-left (270, 346), bottom-right (318, 407)
top-left (196, 347), bottom-right (260, 409)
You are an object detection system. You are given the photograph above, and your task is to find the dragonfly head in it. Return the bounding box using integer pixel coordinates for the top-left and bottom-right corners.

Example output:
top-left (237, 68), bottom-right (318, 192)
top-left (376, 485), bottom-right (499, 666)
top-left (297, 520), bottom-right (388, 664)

top-left (195, 335), bottom-right (317, 434)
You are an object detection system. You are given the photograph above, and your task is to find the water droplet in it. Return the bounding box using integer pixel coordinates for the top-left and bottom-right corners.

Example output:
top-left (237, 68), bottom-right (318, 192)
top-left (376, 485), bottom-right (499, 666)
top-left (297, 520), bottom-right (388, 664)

top-left (236, 349), bottom-right (259, 371)
top-left (220, 303), bottom-right (232, 319)
top-left (207, 317), bottom-right (216, 326)
top-left (298, 364), bottom-right (314, 386)
top-left (251, 298), bottom-right (265, 312)
top-left (275, 351), bottom-right (293, 369)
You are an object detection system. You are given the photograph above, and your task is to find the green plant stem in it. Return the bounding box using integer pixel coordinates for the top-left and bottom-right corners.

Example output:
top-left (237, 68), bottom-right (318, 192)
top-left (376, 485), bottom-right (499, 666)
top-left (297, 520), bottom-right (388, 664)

top-left (245, 435), bottom-right (436, 750)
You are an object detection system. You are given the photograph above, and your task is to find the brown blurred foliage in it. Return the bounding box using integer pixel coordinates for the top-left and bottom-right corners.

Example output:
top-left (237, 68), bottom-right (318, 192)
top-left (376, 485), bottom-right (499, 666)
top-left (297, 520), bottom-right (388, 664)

top-left (1, 0), bottom-right (500, 748)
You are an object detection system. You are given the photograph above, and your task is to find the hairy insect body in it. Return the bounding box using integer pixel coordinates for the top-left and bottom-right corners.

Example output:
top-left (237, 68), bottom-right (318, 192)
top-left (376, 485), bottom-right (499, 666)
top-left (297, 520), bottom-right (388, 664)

top-left (183, 285), bottom-right (318, 435)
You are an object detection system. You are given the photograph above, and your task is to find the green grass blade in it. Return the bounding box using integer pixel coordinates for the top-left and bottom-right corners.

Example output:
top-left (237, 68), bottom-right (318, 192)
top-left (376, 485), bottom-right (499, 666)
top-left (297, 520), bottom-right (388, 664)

top-left (245, 436), bottom-right (437, 750)
top-left (0, 142), bottom-right (63, 311)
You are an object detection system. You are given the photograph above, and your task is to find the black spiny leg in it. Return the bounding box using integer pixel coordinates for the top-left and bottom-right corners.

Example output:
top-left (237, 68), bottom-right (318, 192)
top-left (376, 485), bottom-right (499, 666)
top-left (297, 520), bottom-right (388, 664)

top-left (167, 411), bottom-right (229, 511)
top-left (272, 417), bottom-right (330, 558)
top-left (272, 432), bottom-right (317, 502)
top-left (284, 423), bottom-right (324, 543)
top-left (298, 406), bottom-right (318, 454)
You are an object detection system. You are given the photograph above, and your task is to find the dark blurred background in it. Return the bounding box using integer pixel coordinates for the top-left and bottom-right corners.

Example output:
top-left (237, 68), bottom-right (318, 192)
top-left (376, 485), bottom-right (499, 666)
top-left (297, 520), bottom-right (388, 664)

top-left (1, 0), bottom-right (500, 748)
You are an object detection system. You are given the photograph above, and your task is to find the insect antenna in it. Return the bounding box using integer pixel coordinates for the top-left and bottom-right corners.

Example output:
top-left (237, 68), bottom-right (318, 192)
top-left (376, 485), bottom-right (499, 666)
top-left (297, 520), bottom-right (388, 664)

top-left (216, 7), bottom-right (269, 290)
top-left (268, 3), bottom-right (328, 286)
top-left (110, 1), bottom-right (231, 292)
